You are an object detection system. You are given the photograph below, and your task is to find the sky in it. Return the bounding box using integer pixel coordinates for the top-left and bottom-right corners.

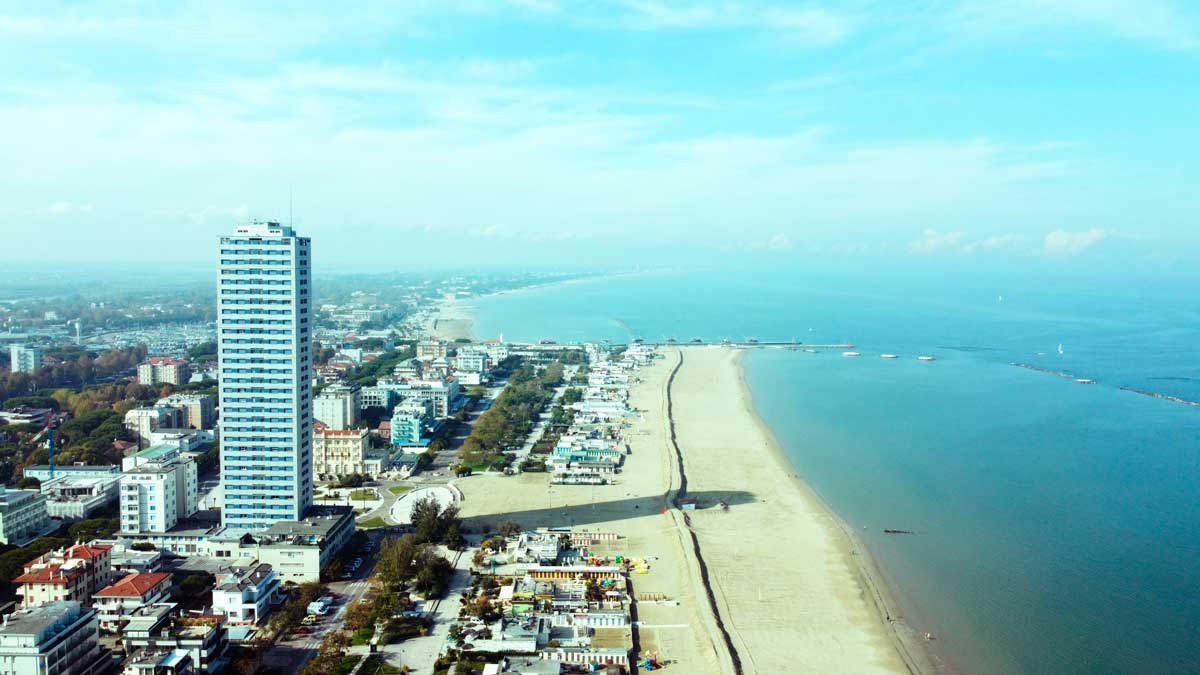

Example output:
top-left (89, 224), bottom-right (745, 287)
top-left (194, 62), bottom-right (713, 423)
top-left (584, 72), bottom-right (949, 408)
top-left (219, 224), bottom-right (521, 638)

top-left (1, 1), bottom-right (1198, 273)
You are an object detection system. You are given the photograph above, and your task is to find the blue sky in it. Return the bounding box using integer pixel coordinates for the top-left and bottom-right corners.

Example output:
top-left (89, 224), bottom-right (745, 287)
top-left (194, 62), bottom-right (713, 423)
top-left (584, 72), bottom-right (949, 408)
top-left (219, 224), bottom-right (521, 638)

top-left (1, 1), bottom-right (1197, 271)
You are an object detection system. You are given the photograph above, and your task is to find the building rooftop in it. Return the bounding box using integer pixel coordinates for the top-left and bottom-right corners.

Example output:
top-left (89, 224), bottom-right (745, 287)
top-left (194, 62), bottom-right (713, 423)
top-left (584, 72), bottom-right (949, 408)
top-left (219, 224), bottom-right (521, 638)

top-left (0, 601), bottom-right (89, 640)
top-left (95, 572), bottom-right (172, 598)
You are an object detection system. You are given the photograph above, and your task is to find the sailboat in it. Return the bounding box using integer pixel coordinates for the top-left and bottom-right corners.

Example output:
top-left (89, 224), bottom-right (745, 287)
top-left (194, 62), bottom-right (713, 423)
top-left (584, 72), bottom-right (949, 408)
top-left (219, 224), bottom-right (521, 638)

top-left (1057, 343), bottom-right (1064, 356)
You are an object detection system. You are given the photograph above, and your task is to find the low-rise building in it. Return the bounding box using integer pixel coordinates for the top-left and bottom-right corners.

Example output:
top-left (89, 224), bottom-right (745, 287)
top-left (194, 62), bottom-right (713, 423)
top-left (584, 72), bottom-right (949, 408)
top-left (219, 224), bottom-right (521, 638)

top-left (211, 563), bottom-right (281, 624)
top-left (416, 338), bottom-right (448, 360)
top-left (23, 464), bottom-right (120, 483)
top-left (0, 601), bottom-right (109, 675)
top-left (389, 403), bottom-right (433, 448)
top-left (123, 604), bottom-right (228, 674)
top-left (0, 405), bottom-right (52, 427)
top-left (40, 473), bottom-right (122, 520)
top-left (360, 386), bottom-right (398, 411)
top-left (312, 423), bottom-right (372, 479)
top-left (94, 572), bottom-right (174, 632)
top-left (0, 485), bottom-right (51, 545)
top-left (206, 506), bottom-right (356, 584)
top-left (123, 648), bottom-right (195, 675)
top-left (14, 543), bottom-right (115, 608)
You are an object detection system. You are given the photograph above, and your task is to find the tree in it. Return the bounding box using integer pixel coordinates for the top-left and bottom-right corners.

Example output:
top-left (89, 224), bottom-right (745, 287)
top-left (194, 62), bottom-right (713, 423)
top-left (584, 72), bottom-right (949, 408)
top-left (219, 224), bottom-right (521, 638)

top-left (497, 520), bottom-right (522, 538)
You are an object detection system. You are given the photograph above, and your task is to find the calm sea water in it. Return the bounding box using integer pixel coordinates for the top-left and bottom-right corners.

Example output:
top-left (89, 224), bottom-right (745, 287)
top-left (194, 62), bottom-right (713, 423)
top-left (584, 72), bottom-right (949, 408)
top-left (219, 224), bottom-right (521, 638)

top-left (467, 268), bottom-right (1200, 675)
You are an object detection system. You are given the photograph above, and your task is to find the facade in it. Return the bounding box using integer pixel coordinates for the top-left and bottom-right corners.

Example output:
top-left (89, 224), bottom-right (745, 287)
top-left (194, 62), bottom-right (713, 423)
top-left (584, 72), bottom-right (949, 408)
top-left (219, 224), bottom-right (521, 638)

top-left (94, 572), bottom-right (174, 632)
top-left (14, 544), bottom-right (115, 609)
top-left (155, 394), bottom-right (216, 430)
top-left (455, 349), bottom-right (488, 374)
top-left (312, 423), bottom-right (371, 479)
top-left (0, 486), bottom-right (50, 546)
top-left (120, 446), bottom-right (199, 534)
top-left (375, 377), bottom-right (460, 417)
top-left (124, 407), bottom-right (185, 441)
top-left (205, 506), bottom-right (355, 584)
top-left (138, 358), bottom-right (191, 386)
top-left (211, 563), bottom-right (281, 624)
top-left (9, 344), bottom-right (43, 373)
top-left (0, 602), bottom-right (108, 675)
top-left (359, 386), bottom-right (398, 410)
top-left (218, 222), bottom-right (313, 530)
top-left (312, 384), bottom-right (360, 430)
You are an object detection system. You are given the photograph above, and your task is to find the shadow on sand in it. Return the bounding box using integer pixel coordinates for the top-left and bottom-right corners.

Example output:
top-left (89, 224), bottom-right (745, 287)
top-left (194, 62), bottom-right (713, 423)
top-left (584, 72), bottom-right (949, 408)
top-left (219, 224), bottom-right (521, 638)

top-left (461, 490), bottom-right (757, 530)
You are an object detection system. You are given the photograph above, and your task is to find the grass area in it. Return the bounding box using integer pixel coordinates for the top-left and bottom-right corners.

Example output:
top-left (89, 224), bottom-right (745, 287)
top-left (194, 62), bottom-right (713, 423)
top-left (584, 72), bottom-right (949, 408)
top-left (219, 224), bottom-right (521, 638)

top-left (388, 485), bottom-right (414, 495)
top-left (348, 489), bottom-right (378, 502)
top-left (358, 516), bottom-right (388, 529)
top-left (332, 654), bottom-right (362, 675)
top-left (351, 626), bottom-right (375, 646)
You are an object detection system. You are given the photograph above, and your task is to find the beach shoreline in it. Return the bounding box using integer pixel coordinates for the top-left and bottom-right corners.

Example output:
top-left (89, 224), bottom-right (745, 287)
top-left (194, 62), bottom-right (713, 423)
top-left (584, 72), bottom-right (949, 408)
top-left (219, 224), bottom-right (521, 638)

top-left (732, 349), bottom-right (942, 675)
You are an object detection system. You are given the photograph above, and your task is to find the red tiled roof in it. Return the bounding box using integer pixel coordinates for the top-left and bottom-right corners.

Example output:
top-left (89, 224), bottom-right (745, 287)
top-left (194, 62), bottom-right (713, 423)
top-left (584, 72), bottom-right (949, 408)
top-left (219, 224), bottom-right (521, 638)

top-left (94, 572), bottom-right (171, 598)
top-left (144, 357), bottom-right (187, 366)
top-left (13, 564), bottom-right (76, 585)
top-left (64, 544), bottom-right (112, 561)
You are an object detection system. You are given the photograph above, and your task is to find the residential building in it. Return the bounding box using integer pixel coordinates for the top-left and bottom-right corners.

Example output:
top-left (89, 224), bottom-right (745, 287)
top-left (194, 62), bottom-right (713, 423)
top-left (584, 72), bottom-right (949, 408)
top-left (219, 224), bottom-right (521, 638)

top-left (0, 406), bottom-right (52, 427)
top-left (205, 506), bottom-right (355, 583)
top-left (14, 544), bottom-right (114, 608)
top-left (124, 407), bottom-right (185, 442)
top-left (0, 486), bottom-right (50, 545)
top-left (120, 446), bottom-right (199, 534)
top-left (455, 349), bottom-right (488, 374)
top-left (313, 384), bottom-right (360, 430)
top-left (9, 344), bottom-right (43, 373)
top-left (155, 394), bottom-right (216, 430)
top-left (138, 358), bottom-right (192, 386)
top-left (374, 377), bottom-right (460, 417)
top-left (124, 648), bottom-right (195, 675)
top-left (40, 473), bottom-right (122, 520)
top-left (218, 222), bottom-right (313, 530)
top-left (416, 338), bottom-right (447, 359)
top-left (123, 604), bottom-right (228, 674)
top-left (94, 572), bottom-right (174, 632)
top-left (0, 601), bottom-right (108, 675)
top-left (359, 386), bottom-right (397, 410)
top-left (390, 403), bottom-right (433, 448)
top-left (211, 563), bottom-right (281, 624)
top-left (312, 423), bottom-right (371, 479)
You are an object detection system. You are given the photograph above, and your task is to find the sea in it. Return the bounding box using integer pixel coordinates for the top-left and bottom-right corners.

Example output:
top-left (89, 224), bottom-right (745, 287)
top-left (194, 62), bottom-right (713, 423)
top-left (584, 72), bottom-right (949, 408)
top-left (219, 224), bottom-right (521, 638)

top-left (464, 267), bottom-right (1200, 675)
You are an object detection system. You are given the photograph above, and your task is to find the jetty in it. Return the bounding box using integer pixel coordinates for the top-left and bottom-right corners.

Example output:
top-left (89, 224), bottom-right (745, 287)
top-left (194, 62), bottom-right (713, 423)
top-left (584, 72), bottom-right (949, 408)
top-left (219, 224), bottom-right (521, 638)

top-left (1119, 386), bottom-right (1200, 408)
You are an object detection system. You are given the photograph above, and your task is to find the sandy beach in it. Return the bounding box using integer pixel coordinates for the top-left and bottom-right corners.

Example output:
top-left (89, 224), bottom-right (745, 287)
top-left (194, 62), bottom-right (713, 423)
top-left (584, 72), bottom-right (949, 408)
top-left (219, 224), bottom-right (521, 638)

top-left (425, 298), bottom-right (476, 341)
top-left (457, 346), bottom-right (930, 674)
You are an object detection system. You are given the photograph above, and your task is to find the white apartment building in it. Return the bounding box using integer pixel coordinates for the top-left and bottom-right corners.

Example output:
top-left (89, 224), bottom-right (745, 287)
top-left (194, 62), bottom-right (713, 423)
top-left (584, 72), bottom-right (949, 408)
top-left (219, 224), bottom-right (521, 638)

top-left (137, 358), bottom-right (191, 386)
top-left (375, 377), bottom-right (461, 417)
top-left (9, 344), bottom-right (43, 373)
top-left (120, 446), bottom-right (199, 534)
top-left (416, 338), bottom-right (448, 359)
top-left (0, 602), bottom-right (108, 675)
top-left (211, 563), bottom-right (281, 624)
top-left (313, 384), bottom-right (360, 430)
top-left (218, 222), bottom-right (313, 530)
top-left (455, 350), bottom-right (488, 374)
top-left (0, 486), bottom-right (50, 546)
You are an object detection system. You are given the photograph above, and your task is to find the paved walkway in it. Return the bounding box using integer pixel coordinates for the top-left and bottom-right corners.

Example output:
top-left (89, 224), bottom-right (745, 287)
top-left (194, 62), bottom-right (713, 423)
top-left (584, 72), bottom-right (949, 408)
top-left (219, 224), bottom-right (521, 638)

top-left (389, 485), bottom-right (458, 525)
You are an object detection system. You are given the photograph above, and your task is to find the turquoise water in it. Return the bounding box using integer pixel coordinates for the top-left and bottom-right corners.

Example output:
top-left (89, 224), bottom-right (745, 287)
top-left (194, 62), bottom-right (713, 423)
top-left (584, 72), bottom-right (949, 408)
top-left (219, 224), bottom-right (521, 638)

top-left (468, 269), bottom-right (1200, 675)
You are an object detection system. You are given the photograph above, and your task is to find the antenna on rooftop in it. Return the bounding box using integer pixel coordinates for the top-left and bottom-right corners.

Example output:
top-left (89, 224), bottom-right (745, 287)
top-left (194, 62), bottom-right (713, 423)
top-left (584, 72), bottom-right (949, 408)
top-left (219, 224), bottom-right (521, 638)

top-left (289, 185), bottom-right (294, 227)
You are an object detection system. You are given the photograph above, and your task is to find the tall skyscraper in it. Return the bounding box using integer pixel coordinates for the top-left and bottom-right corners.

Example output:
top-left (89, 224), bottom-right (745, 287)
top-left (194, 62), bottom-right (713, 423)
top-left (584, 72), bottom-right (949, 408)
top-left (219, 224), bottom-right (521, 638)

top-left (217, 222), bottom-right (313, 529)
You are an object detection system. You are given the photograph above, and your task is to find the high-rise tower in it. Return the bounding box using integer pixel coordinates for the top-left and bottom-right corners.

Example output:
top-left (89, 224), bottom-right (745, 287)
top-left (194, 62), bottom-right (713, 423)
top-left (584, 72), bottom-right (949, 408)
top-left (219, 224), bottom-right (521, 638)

top-left (217, 222), bottom-right (313, 529)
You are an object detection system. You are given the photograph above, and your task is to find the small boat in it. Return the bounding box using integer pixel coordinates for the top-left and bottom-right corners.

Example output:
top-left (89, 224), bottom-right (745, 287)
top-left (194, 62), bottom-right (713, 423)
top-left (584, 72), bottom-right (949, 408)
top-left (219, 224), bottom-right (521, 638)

top-left (746, 337), bottom-right (759, 344)
top-left (690, 337), bottom-right (703, 344)
top-left (842, 351), bottom-right (861, 357)
top-left (884, 528), bottom-right (915, 535)
top-left (1075, 378), bottom-right (1096, 384)
top-left (1057, 343), bottom-right (1064, 356)
top-left (880, 354), bottom-right (898, 359)
top-left (917, 356), bottom-right (936, 362)
top-left (803, 348), bottom-right (818, 354)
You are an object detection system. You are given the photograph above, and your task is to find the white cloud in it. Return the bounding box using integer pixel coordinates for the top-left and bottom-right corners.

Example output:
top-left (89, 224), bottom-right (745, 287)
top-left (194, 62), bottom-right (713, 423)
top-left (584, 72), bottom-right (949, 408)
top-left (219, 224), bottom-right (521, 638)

top-left (1042, 228), bottom-right (1110, 255)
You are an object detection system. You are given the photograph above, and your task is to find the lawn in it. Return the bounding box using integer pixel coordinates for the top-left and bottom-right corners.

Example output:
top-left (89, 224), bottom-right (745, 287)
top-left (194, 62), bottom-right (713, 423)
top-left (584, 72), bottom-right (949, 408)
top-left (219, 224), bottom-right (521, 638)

top-left (358, 516), bottom-right (388, 529)
top-left (387, 485), bottom-right (414, 495)
top-left (348, 488), bottom-right (377, 502)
